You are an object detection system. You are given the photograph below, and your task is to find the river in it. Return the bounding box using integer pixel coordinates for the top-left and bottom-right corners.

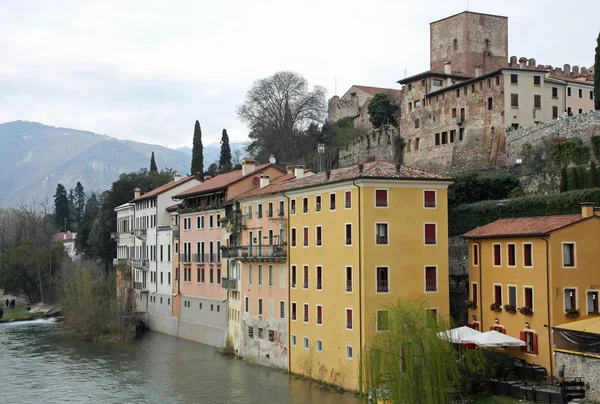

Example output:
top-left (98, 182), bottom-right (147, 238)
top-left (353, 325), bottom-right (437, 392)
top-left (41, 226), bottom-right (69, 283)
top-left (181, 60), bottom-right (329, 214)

top-left (0, 319), bottom-right (362, 404)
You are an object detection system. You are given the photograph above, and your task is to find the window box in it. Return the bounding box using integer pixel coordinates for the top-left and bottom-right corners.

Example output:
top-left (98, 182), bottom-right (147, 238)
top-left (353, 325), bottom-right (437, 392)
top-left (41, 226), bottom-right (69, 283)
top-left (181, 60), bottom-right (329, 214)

top-left (490, 303), bottom-right (503, 312)
top-left (566, 308), bottom-right (580, 318)
top-left (467, 300), bottom-right (478, 309)
top-left (504, 304), bottom-right (517, 314)
top-left (588, 311), bottom-right (600, 316)
top-left (518, 306), bottom-right (533, 316)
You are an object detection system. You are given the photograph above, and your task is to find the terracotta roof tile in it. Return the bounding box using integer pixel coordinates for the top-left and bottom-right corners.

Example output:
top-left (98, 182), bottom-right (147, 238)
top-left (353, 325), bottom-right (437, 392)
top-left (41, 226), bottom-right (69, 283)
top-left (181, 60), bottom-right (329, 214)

top-left (462, 215), bottom-right (588, 239)
top-left (353, 85), bottom-right (403, 98)
top-left (132, 176), bottom-right (198, 202)
top-left (234, 161), bottom-right (451, 201)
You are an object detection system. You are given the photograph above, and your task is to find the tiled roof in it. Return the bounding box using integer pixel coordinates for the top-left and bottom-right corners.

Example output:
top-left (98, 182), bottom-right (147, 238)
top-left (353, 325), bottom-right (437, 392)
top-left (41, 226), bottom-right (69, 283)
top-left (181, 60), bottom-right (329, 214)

top-left (173, 164), bottom-right (279, 199)
top-left (54, 232), bottom-right (77, 242)
top-left (131, 176), bottom-right (198, 202)
top-left (234, 161), bottom-right (451, 201)
top-left (462, 215), bottom-right (588, 239)
top-left (353, 85), bottom-right (403, 98)
top-left (166, 203), bottom-right (179, 212)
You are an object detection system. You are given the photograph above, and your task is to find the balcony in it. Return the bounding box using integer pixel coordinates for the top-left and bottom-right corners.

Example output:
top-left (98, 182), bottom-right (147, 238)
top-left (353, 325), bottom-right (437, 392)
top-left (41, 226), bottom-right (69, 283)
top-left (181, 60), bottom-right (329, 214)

top-left (376, 236), bottom-right (388, 245)
top-left (110, 232), bottom-right (119, 239)
top-left (172, 225), bottom-right (180, 239)
top-left (134, 228), bottom-right (147, 239)
top-left (345, 201), bottom-right (351, 208)
top-left (425, 237), bottom-right (437, 245)
top-left (179, 254), bottom-right (192, 264)
top-left (376, 198), bottom-right (388, 207)
top-left (221, 277), bottom-right (239, 291)
top-left (424, 199), bottom-right (436, 208)
top-left (377, 280), bottom-right (389, 293)
top-left (113, 258), bottom-right (128, 267)
top-left (132, 258), bottom-right (149, 268)
top-left (221, 245), bottom-right (286, 261)
top-left (346, 280), bottom-right (352, 292)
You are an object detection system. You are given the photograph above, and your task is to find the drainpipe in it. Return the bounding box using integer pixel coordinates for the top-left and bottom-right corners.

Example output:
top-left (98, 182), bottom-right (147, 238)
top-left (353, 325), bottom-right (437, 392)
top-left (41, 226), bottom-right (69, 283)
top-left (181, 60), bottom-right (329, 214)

top-left (156, 201), bottom-right (159, 295)
top-left (282, 190), bottom-right (291, 373)
top-left (474, 240), bottom-right (483, 329)
top-left (540, 236), bottom-right (554, 377)
top-left (351, 179), bottom-right (362, 374)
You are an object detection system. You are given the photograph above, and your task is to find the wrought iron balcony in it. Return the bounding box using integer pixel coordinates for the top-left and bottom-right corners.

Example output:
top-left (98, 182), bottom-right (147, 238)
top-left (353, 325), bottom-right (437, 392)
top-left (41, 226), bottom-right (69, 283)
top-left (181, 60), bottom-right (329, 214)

top-left (172, 225), bottom-right (180, 239)
top-left (221, 277), bottom-right (239, 291)
top-left (377, 280), bottom-right (389, 293)
top-left (132, 258), bottom-right (149, 268)
top-left (346, 280), bottom-right (353, 292)
top-left (134, 228), bottom-right (147, 239)
top-left (221, 245), bottom-right (286, 261)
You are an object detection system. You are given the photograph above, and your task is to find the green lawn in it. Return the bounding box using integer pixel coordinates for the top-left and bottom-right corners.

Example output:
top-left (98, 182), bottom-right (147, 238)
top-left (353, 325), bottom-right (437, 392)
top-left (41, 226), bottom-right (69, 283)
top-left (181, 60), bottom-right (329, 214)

top-left (470, 396), bottom-right (523, 404)
top-left (0, 308), bottom-right (43, 322)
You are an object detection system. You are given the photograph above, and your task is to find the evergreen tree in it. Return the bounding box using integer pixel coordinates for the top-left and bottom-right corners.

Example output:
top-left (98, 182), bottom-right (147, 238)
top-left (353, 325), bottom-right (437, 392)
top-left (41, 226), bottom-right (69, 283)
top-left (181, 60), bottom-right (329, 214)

top-left (68, 188), bottom-right (76, 222)
top-left (53, 183), bottom-right (71, 231)
top-left (191, 120), bottom-right (204, 176)
top-left (75, 193), bottom-right (99, 255)
top-left (569, 168), bottom-right (579, 190)
top-left (219, 129), bottom-right (233, 173)
top-left (74, 181), bottom-right (86, 224)
top-left (595, 31), bottom-right (600, 110)
top-left (206, 162), bottom-right (218, 177)
top-left (150, 152), bottom-right (158, 172)
top-left (560, 167), bottom-right (568, 192)
top-left (591, 162), bottom-right (598, 187)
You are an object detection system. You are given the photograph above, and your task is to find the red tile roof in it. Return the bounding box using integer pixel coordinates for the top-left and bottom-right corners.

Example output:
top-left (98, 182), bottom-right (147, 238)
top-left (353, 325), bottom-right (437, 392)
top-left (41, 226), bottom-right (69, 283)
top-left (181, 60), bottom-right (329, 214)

top-left (353, 85), bottom-right (403, 98)
top-left (54, 232), bottom-right (77, 242)
top-left (234, 161), bottom-right (451, 201)
top-left (462, 215), bottom-right (589, 239)
top-left (132, 176), bottom-right (199, 202)
top-left (174, 163), bottom-right (283, 199)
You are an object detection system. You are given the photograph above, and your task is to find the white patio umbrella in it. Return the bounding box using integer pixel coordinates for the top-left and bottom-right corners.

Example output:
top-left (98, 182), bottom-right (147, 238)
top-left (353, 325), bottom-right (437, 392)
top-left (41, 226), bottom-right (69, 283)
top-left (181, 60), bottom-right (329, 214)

top-left (437, 326), bottom-right (482, 344)
top-left (459, 330), bottom-right (526, 347)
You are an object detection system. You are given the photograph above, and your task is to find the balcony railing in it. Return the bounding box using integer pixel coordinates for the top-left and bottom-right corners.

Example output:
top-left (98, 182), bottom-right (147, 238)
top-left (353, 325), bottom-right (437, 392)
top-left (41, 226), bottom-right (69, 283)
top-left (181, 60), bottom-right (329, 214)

top-left (110, 232), bottom-right (118, 239)
top-left (426, 280), bottom-right (437, 292)
top-left (267, 210), bottom-right (273, 218)
top-left (113, 258), bottom-right (128, 266)
top-left (424, 199), bottom-right (436, 208)
top-left (330, 202), bottom-right (336, 210)
top-left (172, 225), bottom-right (180, 239)
top-left (376, 236), bottom-right (388, 245)
top-left (317, 316), bottom-right (322, 325)
top-left (221, 245), bottom-right (286, 261)
top-left (425, 237), bottom-right (437, 245)
top-left (179, 254), bottom-right (191, 264)
top-left (292, 277), bottom-right (296, 288)
top-left (134, 281), bottom-right (144, 290)
top-left (303, 279), bottom-right (308, 289)
top-left (346, 321), bottom-right (353, 329)
top-left (135, 228), bottom-right (147, 238)
top-left (376, 198), bottom-right (388, 207)
top-left (316, 279), bottom-right (322, 290)
top-left (377, 280), bottom-right (389, 293)
top-left (316, 203), bottom-right (321, 212)
top-left (291, 311), bottom-right (296, 320)
top-left (316, 239), bottom-right (322, 246)
top-left (132, 258), bottom-right (149, 268)
top-left (346, 238), bottom-right (352, 245)
top-left (346, 280), bottom-right (352, 292)
top-left (221, 277), bottom-right (239, 291)
top-left (345, 201), bottom-right (351, 208)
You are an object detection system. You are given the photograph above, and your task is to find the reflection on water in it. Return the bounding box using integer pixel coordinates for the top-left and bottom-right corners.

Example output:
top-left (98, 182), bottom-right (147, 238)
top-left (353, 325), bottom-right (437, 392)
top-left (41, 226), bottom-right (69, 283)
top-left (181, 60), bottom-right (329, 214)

top-left (0, 320), bottom-right (360, 404)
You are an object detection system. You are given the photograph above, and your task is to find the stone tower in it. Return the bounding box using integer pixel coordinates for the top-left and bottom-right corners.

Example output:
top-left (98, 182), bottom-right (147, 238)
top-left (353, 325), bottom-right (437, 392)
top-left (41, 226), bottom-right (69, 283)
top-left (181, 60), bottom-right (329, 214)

top-left (430, 11), bottom-right (508, 77)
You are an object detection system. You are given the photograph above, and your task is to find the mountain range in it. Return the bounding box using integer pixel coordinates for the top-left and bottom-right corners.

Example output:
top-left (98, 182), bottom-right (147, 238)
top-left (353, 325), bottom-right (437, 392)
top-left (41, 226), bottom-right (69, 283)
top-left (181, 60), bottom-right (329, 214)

top-left (0, 121), bottom-right (246, 206)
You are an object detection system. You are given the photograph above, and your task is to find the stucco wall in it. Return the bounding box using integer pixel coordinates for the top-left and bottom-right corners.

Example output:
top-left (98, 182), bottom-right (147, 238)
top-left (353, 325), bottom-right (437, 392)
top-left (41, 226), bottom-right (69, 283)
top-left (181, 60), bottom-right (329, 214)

top-left (241, 313), bottom-right (288, 370)
top-left (555, 352), bottom-right (600, 402)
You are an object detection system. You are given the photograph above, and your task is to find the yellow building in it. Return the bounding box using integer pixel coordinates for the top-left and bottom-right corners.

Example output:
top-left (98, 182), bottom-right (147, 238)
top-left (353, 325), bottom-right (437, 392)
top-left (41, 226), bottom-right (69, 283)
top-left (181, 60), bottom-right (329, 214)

top-left (285, 161), bottom-right (452, 391)
top-left (464, 203), bottom-right (600, 376)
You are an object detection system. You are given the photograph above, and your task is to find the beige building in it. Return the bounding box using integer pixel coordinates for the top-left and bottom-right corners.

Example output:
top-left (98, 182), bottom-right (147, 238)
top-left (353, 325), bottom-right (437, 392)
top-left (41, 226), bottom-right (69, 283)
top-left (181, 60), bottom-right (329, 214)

top-left (328, 85), bottom-right (402, 129)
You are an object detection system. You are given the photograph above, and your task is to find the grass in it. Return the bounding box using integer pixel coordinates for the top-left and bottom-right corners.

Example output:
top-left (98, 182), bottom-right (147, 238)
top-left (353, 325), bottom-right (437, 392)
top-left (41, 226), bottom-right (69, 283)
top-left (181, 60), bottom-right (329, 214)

top-left (0, 307), bottom-right (43, 322)
top-left (470, 396), bottom-right (523, 404)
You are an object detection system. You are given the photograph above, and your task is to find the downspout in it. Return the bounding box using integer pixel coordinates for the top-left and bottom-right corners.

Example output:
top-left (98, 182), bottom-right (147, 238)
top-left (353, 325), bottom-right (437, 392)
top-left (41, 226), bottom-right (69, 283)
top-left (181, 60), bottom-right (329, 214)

top-left (156, 200), bottom-right (159, 295)
top-left (474, 240), bottom-right (483, 329)
top-left (540, 235), bottom-right (553, 377)
top-left (282, 190), bottom-right (291, 373)
top-left (351, 179), bottom-right (362, 377)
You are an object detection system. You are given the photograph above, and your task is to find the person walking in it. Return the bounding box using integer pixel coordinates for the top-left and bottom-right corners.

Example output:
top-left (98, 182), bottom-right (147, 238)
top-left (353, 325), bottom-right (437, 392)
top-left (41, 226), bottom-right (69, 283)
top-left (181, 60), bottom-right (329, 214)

top-left (0, 306), bottom-right (4, 319)
top-left (5, 299), bottom-right (8, 307)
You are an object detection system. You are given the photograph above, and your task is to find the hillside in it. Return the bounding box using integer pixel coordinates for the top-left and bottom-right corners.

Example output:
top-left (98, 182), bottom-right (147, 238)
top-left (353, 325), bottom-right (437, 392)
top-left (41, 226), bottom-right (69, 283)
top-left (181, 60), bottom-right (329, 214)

top-left (175, 141), bottom-right (247, 166)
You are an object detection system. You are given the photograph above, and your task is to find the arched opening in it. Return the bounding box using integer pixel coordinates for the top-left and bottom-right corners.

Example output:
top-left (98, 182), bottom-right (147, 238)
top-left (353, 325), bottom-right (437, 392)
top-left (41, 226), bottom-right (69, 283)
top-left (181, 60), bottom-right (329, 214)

top-left (484, 39), bottom-right (490, 50)
top-left (453, 39), bottom-right (458, 50)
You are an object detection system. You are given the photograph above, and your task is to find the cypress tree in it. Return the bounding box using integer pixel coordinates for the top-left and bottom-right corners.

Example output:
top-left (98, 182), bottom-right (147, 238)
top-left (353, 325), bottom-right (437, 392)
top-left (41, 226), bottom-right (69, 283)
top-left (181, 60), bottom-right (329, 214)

top-left (191, 120), bottom-right (204, 176)
top-left (569, 168), bottom-right (579, 191)
top-left (150, 152), bottom-right (158, 172)
top-left (74, 181), bottom-right (86, 223)
top-left (595, 31), bottom-right (600, 110)
top-left (591, 162), bottom-right (598, 188)
top-left (219, 129), bottom-right (233, 173)
top-left (560, 167), bottom-right (568, 192)
top-left (54, 183), bottom-right (71, 231)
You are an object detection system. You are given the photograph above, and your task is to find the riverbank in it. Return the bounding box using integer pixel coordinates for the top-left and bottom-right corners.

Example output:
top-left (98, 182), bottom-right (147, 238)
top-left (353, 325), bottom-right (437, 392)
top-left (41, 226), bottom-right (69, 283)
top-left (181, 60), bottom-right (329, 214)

top-left (0, 307), bottom-right (45, 323)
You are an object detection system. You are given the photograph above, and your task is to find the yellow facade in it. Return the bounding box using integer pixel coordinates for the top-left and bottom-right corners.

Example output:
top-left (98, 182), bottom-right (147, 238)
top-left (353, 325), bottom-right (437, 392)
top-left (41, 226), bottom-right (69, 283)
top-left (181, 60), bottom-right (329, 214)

top-left (287, 178), bottom-right (451, 391)
top-left (467, 211), bottom-right (600, 376)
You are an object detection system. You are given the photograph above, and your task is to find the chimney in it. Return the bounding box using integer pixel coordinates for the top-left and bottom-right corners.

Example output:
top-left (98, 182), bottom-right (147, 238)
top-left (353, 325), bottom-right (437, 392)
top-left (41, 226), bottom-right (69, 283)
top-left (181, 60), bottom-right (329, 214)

top-left (204, 175), bottom-right (212, 181)
top-left (357, 163), bottom-right (364, 175)
top-left (294, 165), bottom-right (305, 179)
top-left (527, 58), bottom-right (536, 69)
top-left (325, 170), bottom-right (331, 180)
top-left (286, 165), bottom-right (293, 175)
top-left (475, 65), bottom-right (482, 78)
top-left (173, 171), bottom-right (182, 182)
top-left (259, 174), bottom-right (270, 188)
top-left (563, 64), bottom-right (571, 77)
top-left (581, 202), bottom-right (594, 218)
top-left (242, 158), bottom-right (256, 176)
top-left (395, 163), bottom-right (401, 174)
top-left (134, 187), bottom-right (141, 199)
top-left (518, 57), bottom-right (527, 69)
top-left (509, 56), bottom-right (517, 67)
top-left (444, 62), bottom-right (452, 75)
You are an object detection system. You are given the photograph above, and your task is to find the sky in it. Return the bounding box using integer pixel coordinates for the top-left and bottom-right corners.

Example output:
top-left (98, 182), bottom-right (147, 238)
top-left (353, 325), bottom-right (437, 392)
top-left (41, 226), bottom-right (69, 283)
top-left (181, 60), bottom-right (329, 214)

top-left (0, 0), bottom-right (598, 148)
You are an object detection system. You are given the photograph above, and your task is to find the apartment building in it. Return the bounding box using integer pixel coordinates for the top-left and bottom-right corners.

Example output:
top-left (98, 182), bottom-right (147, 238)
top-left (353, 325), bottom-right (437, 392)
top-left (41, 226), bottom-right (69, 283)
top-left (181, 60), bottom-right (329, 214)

top-left (171, 159), bottom-right (286, 347)
top-left (463, 203), bottom-right (600, 375)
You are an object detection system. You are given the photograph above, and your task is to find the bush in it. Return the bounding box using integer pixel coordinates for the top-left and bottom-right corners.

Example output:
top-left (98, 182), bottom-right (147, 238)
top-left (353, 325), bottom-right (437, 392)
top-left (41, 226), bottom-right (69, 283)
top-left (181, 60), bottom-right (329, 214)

top-left (449, 188), bottom-right (600, 236)
top-left (448, 172), bottom-right (521, 208)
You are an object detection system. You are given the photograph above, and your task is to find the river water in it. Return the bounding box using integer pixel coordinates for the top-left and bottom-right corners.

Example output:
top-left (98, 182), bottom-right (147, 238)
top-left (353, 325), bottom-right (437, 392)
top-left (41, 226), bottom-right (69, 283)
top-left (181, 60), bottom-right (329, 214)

top-left (0, 319), bottom-right (361, 404)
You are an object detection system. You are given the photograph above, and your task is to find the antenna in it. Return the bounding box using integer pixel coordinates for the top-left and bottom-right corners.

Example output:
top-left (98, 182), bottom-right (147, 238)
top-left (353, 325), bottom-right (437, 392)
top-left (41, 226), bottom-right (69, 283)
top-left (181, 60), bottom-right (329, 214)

top-left (404, 68), bottom-right (407, 79)
top-left (466, 0), bottom-right (469, 11)
top-left (335, 76), bottom-right (337, 95)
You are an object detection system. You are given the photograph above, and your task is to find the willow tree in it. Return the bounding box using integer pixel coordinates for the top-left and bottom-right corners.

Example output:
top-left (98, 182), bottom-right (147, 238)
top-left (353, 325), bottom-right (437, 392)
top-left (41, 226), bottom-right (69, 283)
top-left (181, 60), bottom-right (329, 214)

top-left (360, 300), bottom-right (483, 404)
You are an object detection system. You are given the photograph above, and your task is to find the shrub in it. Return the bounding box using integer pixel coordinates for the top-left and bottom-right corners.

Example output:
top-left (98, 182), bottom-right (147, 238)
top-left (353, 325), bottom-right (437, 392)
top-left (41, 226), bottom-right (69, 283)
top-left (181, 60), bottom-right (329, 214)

top-left (448, 172), bottom-right (521, 208)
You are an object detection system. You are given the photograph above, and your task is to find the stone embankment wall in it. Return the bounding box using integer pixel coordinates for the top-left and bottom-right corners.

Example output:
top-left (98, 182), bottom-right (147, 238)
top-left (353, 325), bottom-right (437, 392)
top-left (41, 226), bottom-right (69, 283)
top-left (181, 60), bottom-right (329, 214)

top-left (555, 352), bottom-right (600, 402)
top-left (338, 129), bottom-right (396, 166)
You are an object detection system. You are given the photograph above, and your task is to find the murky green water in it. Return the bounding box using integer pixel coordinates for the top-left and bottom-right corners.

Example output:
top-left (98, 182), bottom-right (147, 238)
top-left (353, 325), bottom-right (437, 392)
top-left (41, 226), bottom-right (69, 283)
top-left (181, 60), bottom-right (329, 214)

top-left (0, 319), bottom-right (361, 404)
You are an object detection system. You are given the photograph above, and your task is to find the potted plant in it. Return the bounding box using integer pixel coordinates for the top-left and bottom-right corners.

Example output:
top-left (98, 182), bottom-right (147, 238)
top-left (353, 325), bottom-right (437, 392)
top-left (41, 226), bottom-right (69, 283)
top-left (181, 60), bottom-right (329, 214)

top-left (490, 303), bottom-right (502, 312)
top-left (504, 304), bottom-right (517, 313)
top-left (467, 300), bottom-right (478, 309)
top-left (588, 311), bottom-right (600, 316)
top-left (518, 306), bottom-right (533, 316)
top-left (566, 308), bottom-right (580, 318)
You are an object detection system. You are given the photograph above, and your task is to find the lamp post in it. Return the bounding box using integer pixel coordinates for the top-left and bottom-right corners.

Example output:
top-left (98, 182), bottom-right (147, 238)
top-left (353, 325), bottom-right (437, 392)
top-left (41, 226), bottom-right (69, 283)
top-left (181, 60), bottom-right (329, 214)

top-left (317, 143), bottom-right (325, 173)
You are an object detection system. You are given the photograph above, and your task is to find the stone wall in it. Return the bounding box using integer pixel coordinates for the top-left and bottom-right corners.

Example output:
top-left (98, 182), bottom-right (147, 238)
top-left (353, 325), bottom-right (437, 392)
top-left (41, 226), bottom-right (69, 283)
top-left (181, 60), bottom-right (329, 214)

top-left (555, 352), bottom-right (600, 402)
top-left (339, 129), bottom-right (396, 167)
top-left (241, 312), bottom-right (288, 370)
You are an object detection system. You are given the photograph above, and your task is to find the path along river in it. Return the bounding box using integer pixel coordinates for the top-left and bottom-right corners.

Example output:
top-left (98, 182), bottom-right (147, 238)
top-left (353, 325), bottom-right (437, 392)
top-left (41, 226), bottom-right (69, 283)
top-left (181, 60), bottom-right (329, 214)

top-left (0, 319), bottom-right (361, 404)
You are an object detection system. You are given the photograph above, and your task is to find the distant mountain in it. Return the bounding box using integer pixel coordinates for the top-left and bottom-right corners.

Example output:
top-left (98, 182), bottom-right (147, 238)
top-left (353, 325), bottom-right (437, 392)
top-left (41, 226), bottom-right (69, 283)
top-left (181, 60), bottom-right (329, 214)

top-left (0, 121), bottom-right (193, 206)
top-left (176, 142), bottom-right (247, 166)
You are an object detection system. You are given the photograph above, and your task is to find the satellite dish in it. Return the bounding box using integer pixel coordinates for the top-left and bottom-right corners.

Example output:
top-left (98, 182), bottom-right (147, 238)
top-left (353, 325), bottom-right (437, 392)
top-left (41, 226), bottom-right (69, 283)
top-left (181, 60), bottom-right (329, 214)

top-left (269, 155), bottom-right (277, 164)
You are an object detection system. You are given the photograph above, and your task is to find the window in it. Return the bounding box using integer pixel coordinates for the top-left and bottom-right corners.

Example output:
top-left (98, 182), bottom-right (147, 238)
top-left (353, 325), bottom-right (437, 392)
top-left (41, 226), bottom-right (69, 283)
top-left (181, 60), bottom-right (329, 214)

top-left (441, 132), bottom-right (447, 144)
top-left (424, 190), bottom-right (436, 208)
top-left (552, 87), bottom-right (558, 98)
top-left (258, 328), bottom-right (263, 339)
top-left (472, 283), bottom-right (478, 305)
top-left (303, 227), bottom-right (308, 247)
top-left (564, 288), bottom-right (577, 311)
top-left (376, 223), bottom-right (388, 245)
top-left (346, 345), bottom-right (353, 360)
top-left (459, 127), bottom-right (464, 141)
top-left (316, 266), bottom-right (322, 290)
top-left (579, 108), bottom-right (583, 115)
top-left (315, 195), bottom-right (321, 212)
top-left (279, 200), bottom-right (284, 216)
top-left (345, 191), bottom-right (351, 208)
top-left (568, 87), bottom-right (572, 97)
top-left (316, 339), bottom-right (323, 353)
top-left (511, 94), bottom-right (519, 107)
top-left (303, 265), bottom-right (309, 289)
top-left (267, 202), bottom-right (273, 217)
top-left (330, 193), bottom-right (336, 210)
top-left (563, 243), bottom-right (575, 267)
top-left (508, 285), bottom-right (517, 307)
top-left (524, 287), bottom-right (533, 311)
top-left (456, 89), bottom-right (460, 99)
top-left (345, 224), bottom-right (352, 245)
top-left (268, 299), bottom-right (274, 317)
top-left (452, 108), bottom-right (457, 118)
top-left (507, 244), bottom-right (516, 266)
top-left (376, 310), bottom-right (390, 332)
top-left (249, 264), bottom-right (253, 284)
top-left (303, 337), bottom-right (309, 350)
top-left (433, 79), bottom-right (443, 86)
top-left (473, 244), bottom-right (479, 266)
top-left (424, 223), bottom-right (436, 245)
top-left (425, 266), bottom-right (437, 292)
top-left (316, 226), bottom-right (322, 246)
top-left (493, 244), bottom-right (501, 266)
top-left (291, 334), bottom-right (296, 347)
top-left (346, 266), bottom-right (352, 292)
top-left (521, 331), bottom-right (538, 354)
top-left (375, 189), bottom-right (388, 207)
top-left (245, 296), bottom-right (249, 313)
top-left (579, 88), bottom-right (583, 98)
top-left (346, 309), bottom-right (353, 329)
top-left (268, 265), bottom-right (274, 287)
top-left (376, 267), bottom-right (389, 293)
top-left (291, 302), bottom-right (297, 320)
top-left (258, 264), bottom-right (263, 286)
top-left (316, 305), bottom-right (323, 325)
top-left (435, 133), bottom-right (440, 146)
top-left (523, 244), bottom-right (533, 267)
top-left (453, 38), bottom-right (458, 50)
top-left (587, 291), bottom-right (599, 314)
top-left (291, 228), bottom-right (296, 247)
top-left (268, 329), bottom-right (275, 342)
top-left (414, 119), bottom-right (420, 129)
top-left (302, 197), bottom-right (308, 214)
top-left (303, 303), bottom-right (309, 323)
top-left (258, 298), bottom-right (263, 315)
top-left (257, 204), bottom-right (263, 218)
top-left (414, 100), bottom-right (421, 108)
top-left (280, 301), bottom-right (285, 318)
top-left (591, 90), bottom-right (594, 100)
top-left (487, 97), bottom-right (493, 110)
top-left (494, 285), bottom-right (503, 306)
top-left (533, 75), bottom-right (541, 85)
top-left (534, 95), bottom-right (541, 109)
top-left (248, 326), bottom-right (254, 338)
top-left (510, 74), bottom-right (518, 84)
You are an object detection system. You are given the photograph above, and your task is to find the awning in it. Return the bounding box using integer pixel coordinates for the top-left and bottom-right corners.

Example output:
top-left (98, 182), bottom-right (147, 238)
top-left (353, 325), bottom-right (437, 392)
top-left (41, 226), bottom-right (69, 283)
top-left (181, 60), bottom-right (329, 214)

top-left (460, 330), bottom-right (526, 347)
top-left (553, 317), bottom-right (600, 334)
top-left (437, 326), bottom-right (481, 344)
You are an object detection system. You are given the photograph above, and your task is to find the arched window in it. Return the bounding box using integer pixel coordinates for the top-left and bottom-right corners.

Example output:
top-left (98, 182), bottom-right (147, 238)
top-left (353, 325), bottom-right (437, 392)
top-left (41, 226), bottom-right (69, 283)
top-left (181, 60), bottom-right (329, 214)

top-left (453, 39), bottom-right (458, 50)
top-left (484, 39), bottom-right (490, 50)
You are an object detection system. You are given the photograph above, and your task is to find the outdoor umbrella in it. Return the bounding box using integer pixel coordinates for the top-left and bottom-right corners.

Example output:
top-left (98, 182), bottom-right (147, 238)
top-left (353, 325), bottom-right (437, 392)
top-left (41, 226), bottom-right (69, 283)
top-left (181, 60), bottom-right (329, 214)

top-left (437, 326), bottom-right (481, 344)
top-left (459, 330), bottom-right (526, 347)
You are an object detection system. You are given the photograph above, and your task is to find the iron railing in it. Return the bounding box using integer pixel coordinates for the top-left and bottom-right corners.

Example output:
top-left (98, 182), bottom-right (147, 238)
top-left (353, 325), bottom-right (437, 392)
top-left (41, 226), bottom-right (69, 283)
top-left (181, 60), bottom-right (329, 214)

top-left (132, 258), bottom-right (149, 268)
top-left (377, 280), bottom-right (389, 293)
top-left (221, 245), bottom-right (286, 260)
top-left (346, 280), bottom-right (352, 292)
top-left (134, 228), bottom-right (147, 238)
top-left (376, 198), bottom-right (388, 207)
top-left (221, 277), bottom-right (238, 290)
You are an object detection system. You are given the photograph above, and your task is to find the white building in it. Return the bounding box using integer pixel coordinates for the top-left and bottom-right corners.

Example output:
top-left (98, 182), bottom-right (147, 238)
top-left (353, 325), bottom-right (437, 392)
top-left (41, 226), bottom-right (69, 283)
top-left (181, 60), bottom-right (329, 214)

top-left (54, 231), bottom-right (78, 260)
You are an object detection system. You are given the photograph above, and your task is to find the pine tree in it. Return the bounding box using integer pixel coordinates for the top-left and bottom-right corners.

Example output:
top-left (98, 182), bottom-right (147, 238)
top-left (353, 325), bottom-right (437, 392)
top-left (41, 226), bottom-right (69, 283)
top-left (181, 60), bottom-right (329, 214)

top-left (595, 31), bottom-right (600, 110)
top-left (150, 152), bottom-right (158, 172)
top-left (219, 129), bottom-right (233, 173)
top-left (191, 120), bottom-right (204, 176)
top-left (54, 183), bottom-right (71, 231)
top-left (68, 188), bottom-right (75, 221)
top-left (569, 168), bottom-right (579, 191)
top-left (560, 167), bottom-right (568, 192)
top-left (75, 193), bottom-right (99, 255)
top-left (74, 182), bottom-right (86, 224)
top-left (592, 162), bottom-right (598, 188)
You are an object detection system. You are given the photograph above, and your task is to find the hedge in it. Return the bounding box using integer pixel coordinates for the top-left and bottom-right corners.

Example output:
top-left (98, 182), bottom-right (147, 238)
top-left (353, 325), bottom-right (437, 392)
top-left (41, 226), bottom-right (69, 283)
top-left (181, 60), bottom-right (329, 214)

top-left (448, 172), bottom-right (521, 208)
top-left (449, 189), bottom-right (600, 236)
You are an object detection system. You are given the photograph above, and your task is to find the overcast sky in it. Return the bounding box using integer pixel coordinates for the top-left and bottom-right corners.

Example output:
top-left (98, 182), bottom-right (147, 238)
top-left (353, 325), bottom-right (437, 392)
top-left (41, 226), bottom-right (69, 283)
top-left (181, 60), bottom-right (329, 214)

top-left (0, 0), bottom-right (598, 148)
